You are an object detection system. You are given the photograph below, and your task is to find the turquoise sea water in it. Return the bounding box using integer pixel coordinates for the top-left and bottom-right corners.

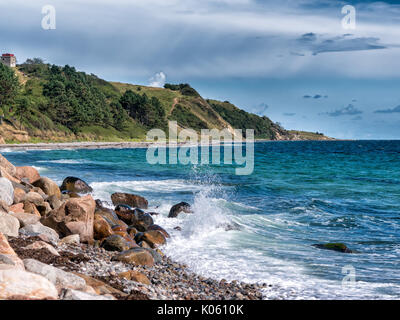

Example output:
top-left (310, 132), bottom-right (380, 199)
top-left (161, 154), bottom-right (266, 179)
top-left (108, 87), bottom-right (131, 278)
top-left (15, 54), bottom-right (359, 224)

top-left (2, 141), bottom-right (400, 299)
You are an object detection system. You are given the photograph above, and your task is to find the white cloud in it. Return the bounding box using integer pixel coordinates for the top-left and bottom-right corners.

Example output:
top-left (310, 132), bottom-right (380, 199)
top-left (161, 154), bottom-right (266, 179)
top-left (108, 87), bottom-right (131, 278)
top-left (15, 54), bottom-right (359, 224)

top-left (148, 71), bottom-right (166, 87)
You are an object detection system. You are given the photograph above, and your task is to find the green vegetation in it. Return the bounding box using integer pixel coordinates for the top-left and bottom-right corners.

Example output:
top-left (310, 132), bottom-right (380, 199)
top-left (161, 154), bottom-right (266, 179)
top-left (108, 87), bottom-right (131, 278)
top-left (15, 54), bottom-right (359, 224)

top-left (0, 58), bottom-right (332, 142)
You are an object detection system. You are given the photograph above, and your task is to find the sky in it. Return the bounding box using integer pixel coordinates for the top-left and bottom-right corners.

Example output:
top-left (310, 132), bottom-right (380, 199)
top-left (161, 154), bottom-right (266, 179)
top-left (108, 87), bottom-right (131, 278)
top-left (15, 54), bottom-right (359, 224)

top-left (0, 0), bottom-right (399, 139)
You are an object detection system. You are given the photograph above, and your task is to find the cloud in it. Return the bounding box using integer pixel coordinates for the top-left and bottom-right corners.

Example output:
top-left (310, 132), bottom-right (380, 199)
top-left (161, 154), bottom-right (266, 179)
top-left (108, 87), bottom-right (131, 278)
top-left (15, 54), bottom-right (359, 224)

top-left (303, 94), bottom-right (327, 99)
top-left (374, 105), bottom-right (400, 114)
top-left (283, 112), bottom-right (296, 116)
top-left (148, 71), bottom-right (166, 87)
top-left (321, 104), bottom-right (363, 117)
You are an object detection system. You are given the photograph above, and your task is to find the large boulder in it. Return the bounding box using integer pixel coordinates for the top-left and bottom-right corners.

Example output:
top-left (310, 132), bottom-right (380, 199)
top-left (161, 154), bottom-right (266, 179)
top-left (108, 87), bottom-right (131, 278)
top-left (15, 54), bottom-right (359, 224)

top-left (60, 177), bottom-right (93, 194)
top-left (135, 230), bottom-right (166, 248)
top-left (25, 192), bottom-right (45, 207)
top-left (112, 248), bottom-right (154, 267)
top-left (0, 154), bottom-right (16, 177)
top-left (41, 195), bottom-right (95, 243)
top-left (0, 212), bottom-right (20, 237)
top-left (168, 202), bottom-right (192, 218)
top-left (111, 192), bottom-right (148, 209)
top-left (24, 259), bottom-right (86, 292)
top-left (93, 214), bottom-right (113, 240)
top-left (312, 243), bottom-right (354, 253)
top-left (0, 269), bottom-right (58, 300)
top-left (101, 234), bottom-right (131, 252)
top-left (0, 167), bottom-right (20, 184)
top-left (0, 233), bottom-right (24, 270)
top-left (0, 177), bottom-right (14, 206)
top-left (9, 212), bottom-right (40, 227)
top-left (33, 177), bottom-right (61, 199)
top-left (13, 188), bottom-right (26, 204)
top-left (19, 222), bottom-right (60, 244)
top-left (95, 203), bottom-right (120, 226)
top-left (15, 166), bottom-right (40, 184)
top-left (148, 224), bottom-right (170, 238)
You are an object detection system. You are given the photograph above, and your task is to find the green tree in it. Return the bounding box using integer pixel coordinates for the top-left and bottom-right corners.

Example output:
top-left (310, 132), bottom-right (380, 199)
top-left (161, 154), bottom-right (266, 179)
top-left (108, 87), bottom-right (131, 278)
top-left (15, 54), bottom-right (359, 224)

top-left (0, 63), bottom-right (20, 113)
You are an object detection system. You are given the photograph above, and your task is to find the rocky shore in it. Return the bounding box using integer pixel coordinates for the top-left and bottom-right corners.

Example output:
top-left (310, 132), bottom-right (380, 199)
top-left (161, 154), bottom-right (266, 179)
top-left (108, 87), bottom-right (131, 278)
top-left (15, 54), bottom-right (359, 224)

top-left (0, 153), bottom-right (265, 300)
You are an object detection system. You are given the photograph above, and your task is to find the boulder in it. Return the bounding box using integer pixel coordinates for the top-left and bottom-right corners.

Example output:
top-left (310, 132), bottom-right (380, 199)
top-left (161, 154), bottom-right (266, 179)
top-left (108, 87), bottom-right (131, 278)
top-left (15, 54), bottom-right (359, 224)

top-left (60, 288), bottom-right (116, 300)
top-left (312, 243), bottom-right (354, 253)
top-left (23, 241), bottom-right (60, 256)
top-left (33, 177), bottom-right (61, 199)
top-left (124, 208), bottom-right (154, 232)
top-left (25, 192), bottom-right (45, 206)
top-left (111, 192), bottom-right (148, 209)
top-left (136, 230), bottom-right (166, 248)
top-left (0, 212), bottom-right (20, 237)
top-left (148, 224), bottom-right (170, 238)
top-left (0, 153), bottom-right (16, 177)
top-left (0, 269), bottom-right (58, 300)
top-left (15, 166), bottom-right (40, 184)
top-left (0, 232), bottom-right (24, 270)
top-left (19, 222), bottom-right (60, 244)
top-left (112, 248), bottom-right (154, 267)
top-left (0, 200), bottom-right (9, 213)
top-left (93, 214), bottom-right (113, 240)
top-left (9, 203), bottom-right (24, 214)
top-left (94, 206), bottom-right (120, 226)
top-left (0, 177), bottom-right (14, 206)
top-left (101, 234), bottom-right (131, 252)
top-left (41, 195), bottom-right (95, 243)
top-left (60, 177), bottom-right (93, 194)
top-left (58, 234), bottom-right (80, 245)
top-left (118, 270), bottom-right (150, 285)
top-left (9, 212), bottom-right (40, 227)
top-left (23, 201), bottom-right (41, 216)
top-left (144, 247), bottom-right (163, 264)
top-left (24, 259), bottom-right (86, 291)
top-left (13, 188), bottom-right (26, 204)
top-left (168, 202), bottom-right (192, 218)
top-left (72, 272), bottom-right (125, 296)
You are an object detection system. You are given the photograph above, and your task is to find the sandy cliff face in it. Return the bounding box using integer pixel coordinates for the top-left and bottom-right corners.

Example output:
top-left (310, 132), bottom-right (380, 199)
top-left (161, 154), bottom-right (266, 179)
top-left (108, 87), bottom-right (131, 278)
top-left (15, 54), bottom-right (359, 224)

top-left (0, 122), bottom-right (30, 143)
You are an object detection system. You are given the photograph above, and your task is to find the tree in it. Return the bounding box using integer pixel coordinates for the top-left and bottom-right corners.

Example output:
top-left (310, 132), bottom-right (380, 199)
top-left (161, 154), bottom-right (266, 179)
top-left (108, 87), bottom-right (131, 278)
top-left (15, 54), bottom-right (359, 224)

top-left (0, 63), bottom-right (20, 113)
top-left (14, 97), bottom-right (29, 129)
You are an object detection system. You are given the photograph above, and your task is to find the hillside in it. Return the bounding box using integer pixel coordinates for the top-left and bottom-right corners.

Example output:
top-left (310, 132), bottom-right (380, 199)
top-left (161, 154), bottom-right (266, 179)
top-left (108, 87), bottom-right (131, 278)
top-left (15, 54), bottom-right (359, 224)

top-left (0, 60), bottom-right (333, 143)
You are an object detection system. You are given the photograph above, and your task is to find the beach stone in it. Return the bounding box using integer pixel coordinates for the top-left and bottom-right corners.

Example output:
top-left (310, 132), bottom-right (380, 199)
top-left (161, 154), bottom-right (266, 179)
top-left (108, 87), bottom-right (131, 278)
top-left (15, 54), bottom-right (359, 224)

top-left (95, 206), bottom-right (120, 226)
top-left (37, 201), bottom-right (52, 216)
top-left (58, 234), bottom-right (80, 245)
top-left (312, 243), bottom-right (354, 253)
top-left (0, 153), bottom-right (16, 177)
top-left (24, 259), bottom-right (86, 291)
top-left (41, 195), bottom-right (95, 243)
top-left (20, 222), bottom-right (60, 244)
top-left (0, 212), bottom-right (20, 237)
top-left (25, 192), bottom-right (44, 206)
top-left (0, 269), bottom-right (58, 300)
top-left (9, 203), bottom-right (24, 214)
top-left (131, 209), bottom-right (154, 232)
top-left (13, 188), bottom-right (26, 204)
top-left (23, 241), bottom-right (60, 256)
top-left (94, 214), bottom-right (113, 240)
top-left (15, 166), bottom-right (40, 184)
top-left (47, 195), bottom-right (63, 210)
top-left (33, 177), bottom-right (61, 200)
top-left (148, 224), bottom-right (170, 238)
top-left (72, 272), bottom-right (126, 296)
top-left (0, 233), bottom-right (24, 270)
top-left (60, 288), bottom-right (116, 300)
top-left (143, 247), bottom-right (163, 264)
top-left (0, 177), bottom-right (14, 206)
top-left (136, 230), bottom-right (166, 248)
top-left (112, 248), bottom-right (154, 267)
top-left (101, 234), bottom-right (131, 252)
top-left (138, 241), bottom-right (151, 249)
top-left (118, 270), bottom-right (150, 285)
top-left (111, 192), bottom-right (148, 209)
top-left (60, 176), bottom-right (93, 194)
top-left (127, 226), bottom-right (138, 237)
top-left (23, 201), bottom-right (41, 216)
top-left (9, 212), bottom-right (40, 227)
top-left (168, 202), bottom-right (192, 218)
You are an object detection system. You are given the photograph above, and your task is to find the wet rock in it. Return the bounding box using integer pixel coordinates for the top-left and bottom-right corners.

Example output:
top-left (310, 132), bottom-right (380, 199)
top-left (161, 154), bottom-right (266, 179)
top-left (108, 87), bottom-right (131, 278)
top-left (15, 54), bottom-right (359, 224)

top-left (60, 288), bottom-right (116, 300)
top-left (131, 209), bottom-right (154, 232)
top-left (24, 258), bottom-right (86, 291)
top-left (19, 222), bottom-right (60, 244)
top-left (101, 235), bottom-right (131, 252)
top-left (111, 192), bottom-right (148, 209)
top-left (94, 214), bottom-right (113, 240)
top-left (41, 195), bottom-right (95, 243)
top-left (0, 212), bottom-right (20, 237)
top-left (33, 177), bottom-right (61, 200)
top-left (136, 230), bottom-right (166, 248)
top-left (0, 177), bottom-right (14, 206)
top-left (15, 166), bottom-right (40, 184)
top-left (148, 224), bottom-right (170, 238)
top-left (58, 234), bottom-right (80, 245)
top-left (127, 226), bottom-right (138, 237)
top-left (0, 153), bottom-right (16, 177)
top-left (95, 206), bottom-right (120, 226)
top-left (23, 241), bottom-right (59, 256)
top-left (118, 270), bottom-right (151, 285)
top-left (9, 212), bottom-right (40, 227)
top-left (138, 241), bottom-right (151, 249)
top-left (143, 247), bottom-right (163, 264)
top-left (60, 177), bottom-right (93, 194)
top-left (112, 248), bottom-right (154, 267)
top-left (312, 243), bottom-right (354, 253)
top-left (168, 202), bottom-right (192, 218)
top-left (0, 269), bottom-right (58, 300)
top-left (174, 226), bottom-right (182, 231)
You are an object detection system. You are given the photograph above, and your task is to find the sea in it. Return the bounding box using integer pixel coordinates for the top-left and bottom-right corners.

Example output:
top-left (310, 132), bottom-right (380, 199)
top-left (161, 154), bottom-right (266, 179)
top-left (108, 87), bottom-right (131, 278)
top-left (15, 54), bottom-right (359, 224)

top-left (2, 140), bottom-right (400, 299)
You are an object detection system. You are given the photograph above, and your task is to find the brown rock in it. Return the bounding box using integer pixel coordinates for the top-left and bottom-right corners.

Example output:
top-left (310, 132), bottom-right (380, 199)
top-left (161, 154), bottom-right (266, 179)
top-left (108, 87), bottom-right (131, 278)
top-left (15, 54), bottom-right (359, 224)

top-left (0, 154), bottom-right (16, 177)
top-left (10, 203), bottom-right (25, 214)
top-left (60, 177), bottom-right (92, 194)
top-left (23, 241), bottom-right (60, 256)
top-left (127, 226), bottom-right (138, 237)
top-left (0, 232), bottom-right (24, 270)
top-left (47, 195), bottom-right (62, 210)
top-left (111, 193), bottom-right (148, 209)
top-left (33, 177), bottom-right (61, 199)
top-left (25, 192), bottom-right (44, 206)
top-left (0, 200), bottom-right (10, 213)
top-left (94, 207), bottom-right (120, 226)
top-left (72, 272), bottom-right (125, 296)
top-left (23, 202), bottom-right (41, 217)
top-left (148, 224), bottom-right (170, 238)
top-left (118, 271), bottom-right (151, 285)
top-left (9, 212), bottom-right (40, 227)
top-left (101, 234), bottom-right (130, 252)
top-left (41, 195), bottom-right (95, 243)
top-left (93, 214), bottom-right (113, 240)
top-left (13, 188), bottom-right (26, 204)
top-left (137, 230), bottom-right (166, 248)
top-left (112, 248), bottom-right (154, 267)
top-left (15, 166), bottom-right (40, 184)
top-left (0, 167), bottom-right (20, 184)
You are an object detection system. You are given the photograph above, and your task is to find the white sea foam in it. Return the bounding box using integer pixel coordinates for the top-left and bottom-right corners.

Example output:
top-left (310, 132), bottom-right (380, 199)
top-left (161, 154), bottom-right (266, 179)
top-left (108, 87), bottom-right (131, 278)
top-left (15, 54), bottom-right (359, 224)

top-left (37, 159), bottom-right (88, 164)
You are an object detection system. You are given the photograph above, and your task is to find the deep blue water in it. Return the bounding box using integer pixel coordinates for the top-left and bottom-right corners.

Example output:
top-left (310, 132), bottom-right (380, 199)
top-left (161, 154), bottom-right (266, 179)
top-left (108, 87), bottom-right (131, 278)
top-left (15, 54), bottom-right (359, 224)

top-left (2, 140), bottom-right (400, 299)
